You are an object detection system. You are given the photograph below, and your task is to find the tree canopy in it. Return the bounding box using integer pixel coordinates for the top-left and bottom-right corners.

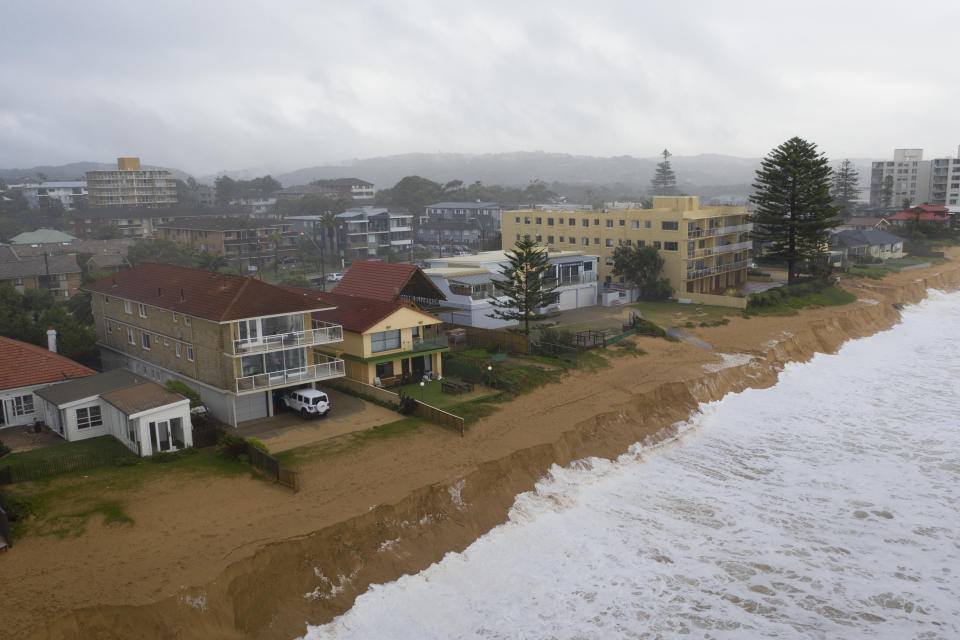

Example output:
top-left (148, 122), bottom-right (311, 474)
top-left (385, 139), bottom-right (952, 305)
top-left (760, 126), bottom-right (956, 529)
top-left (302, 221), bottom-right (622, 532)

top-left (831, 159), bottom-right (860, 217)
top-left (611, 244), bottom-right (672, 299)
top-left (750, 137), bottom-right (840, 285)
top-left (487, 238), bottom-right (559, 335)
top-left (650, 149), bottom-right (678, 195)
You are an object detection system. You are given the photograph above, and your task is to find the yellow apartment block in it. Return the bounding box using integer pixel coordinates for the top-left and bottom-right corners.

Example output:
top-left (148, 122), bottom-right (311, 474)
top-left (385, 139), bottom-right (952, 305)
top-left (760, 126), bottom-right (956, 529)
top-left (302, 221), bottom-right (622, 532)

top-left (502, 197), bottom-right (752, 307)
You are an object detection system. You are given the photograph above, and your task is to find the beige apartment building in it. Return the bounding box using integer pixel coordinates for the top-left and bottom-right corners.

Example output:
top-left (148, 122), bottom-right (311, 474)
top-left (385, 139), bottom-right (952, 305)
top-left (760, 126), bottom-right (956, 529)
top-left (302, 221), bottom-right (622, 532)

top-left (156, 217), bottom-right (299, 274)
top-left (84, 264), bottom-right (345, 425)
top-left (86, 157), bottom-right (178, 208)
top-left (502, 196), bottom-right (751, 306)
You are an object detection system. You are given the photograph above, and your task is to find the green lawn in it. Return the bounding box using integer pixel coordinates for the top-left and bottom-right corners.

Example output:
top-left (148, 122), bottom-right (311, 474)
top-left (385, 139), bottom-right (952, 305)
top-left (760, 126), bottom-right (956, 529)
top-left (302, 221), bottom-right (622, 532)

top-left (1, 436), bottom-right (133, 478)
top-left (391, 378), bottom-right (498, 409)
top-left (630, 300), bottom-right (742, 328)
top-left (748, 284), bottom-right (857, 316)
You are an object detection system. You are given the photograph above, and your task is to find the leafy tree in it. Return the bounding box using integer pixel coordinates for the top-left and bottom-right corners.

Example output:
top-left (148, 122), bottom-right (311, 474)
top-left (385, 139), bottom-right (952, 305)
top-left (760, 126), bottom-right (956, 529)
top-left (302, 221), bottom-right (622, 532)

top-left (0, 286), bottom-right (33, 342)
top-left (611, 245), bottom-right (672, 299)
top-left (39, 304), bottom-right (99, 368)
top-left (881, 175), bottom-right (894, 210)
top-left (215, 175), bottom-right (238, 205)
top-left (93, 222), bottom-right (124, 239)
top-left (127, 239), bottom-right (200, 268)
top-left (0, 217), bottom-right (22, 242)
top-left (67, 290), bottom-right (94, 325)
top-left (376, 176), bottom-right (444, 216)
top-left (521, 179), bottom-right (557, 203)
top-left (650, 149), bottom-right (678, 195)
top-left (487, 238), bottom-right (559, 335)
top-left (750, 137), bottom-right (841, 285)
top-left (831, 159), bottom-right (860, 217)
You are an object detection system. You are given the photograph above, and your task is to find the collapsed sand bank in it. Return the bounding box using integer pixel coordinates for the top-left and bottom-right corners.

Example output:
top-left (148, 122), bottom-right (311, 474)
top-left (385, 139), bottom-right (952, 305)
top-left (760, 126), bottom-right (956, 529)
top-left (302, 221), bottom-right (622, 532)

top-left (13, 257), bottom-right (960, 640)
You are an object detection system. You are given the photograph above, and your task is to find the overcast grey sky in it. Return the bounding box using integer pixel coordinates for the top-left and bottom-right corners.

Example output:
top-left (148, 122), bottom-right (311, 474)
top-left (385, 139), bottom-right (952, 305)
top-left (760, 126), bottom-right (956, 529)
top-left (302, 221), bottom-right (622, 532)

top-left (1, 0), bottom-right (958, 176)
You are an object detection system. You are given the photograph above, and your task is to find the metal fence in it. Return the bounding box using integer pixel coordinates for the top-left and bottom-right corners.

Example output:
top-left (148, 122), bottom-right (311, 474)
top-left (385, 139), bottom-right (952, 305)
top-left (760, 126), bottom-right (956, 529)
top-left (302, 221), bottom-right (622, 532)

top-left (458, 326), bottom-right (531, 355)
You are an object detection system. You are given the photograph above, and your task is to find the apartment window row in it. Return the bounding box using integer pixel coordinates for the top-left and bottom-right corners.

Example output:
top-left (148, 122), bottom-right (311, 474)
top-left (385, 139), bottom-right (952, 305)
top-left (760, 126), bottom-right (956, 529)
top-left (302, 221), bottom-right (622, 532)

top-left (117, 321), bottom-right (193, 361)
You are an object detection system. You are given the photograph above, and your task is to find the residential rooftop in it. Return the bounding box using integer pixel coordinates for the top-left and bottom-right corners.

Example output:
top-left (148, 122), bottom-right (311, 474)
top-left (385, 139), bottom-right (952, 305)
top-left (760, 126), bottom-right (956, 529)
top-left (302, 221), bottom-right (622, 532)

top-left (10, 229), bottom-right (77, 244)
top-left (156, 217), bottom-right (287, 231)
top-left (0, 336), bottom-right (96, 391)
top-left (73, 206), bottom-right (243, 220)
top-left (101, 381), bottom-right (188, 417)
top-left (35, 369), bottom-right (151, 406)
top-left (332, 260), bottom-right (446, 302)
top-left (83, 263), bottom-right (334, 322)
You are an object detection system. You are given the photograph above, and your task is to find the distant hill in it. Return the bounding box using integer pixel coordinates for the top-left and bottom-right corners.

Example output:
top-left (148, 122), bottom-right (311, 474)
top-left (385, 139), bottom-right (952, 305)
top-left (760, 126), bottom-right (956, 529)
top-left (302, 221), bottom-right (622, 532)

top-left (0, 161), bottom-right (191, 184)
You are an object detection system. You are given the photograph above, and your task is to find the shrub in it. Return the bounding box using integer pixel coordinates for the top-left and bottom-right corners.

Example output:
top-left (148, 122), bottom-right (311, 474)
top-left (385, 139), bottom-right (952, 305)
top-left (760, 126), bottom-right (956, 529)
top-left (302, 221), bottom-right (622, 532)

top-left (113, 456), bottom-right (139, 467)
top-left (536, 326), bottom-right (575, 346)
top-left (685, 321), bottom-right (695, 328)
top-left (0, 439), bottom-right (10, 458)
top-left (217, 433), bottom-right (249, 459)
top-left (246, 438), bottom-right (269, 454)
top-left (150, 451), bottom-right (178, 463)
top-left (398, 394), bottom-right (418, 415)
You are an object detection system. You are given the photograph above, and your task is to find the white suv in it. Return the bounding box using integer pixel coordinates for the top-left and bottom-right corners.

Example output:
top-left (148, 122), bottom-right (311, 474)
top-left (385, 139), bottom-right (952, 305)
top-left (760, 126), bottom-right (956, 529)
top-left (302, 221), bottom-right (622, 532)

top-left (283, 389), bottom-right (331, 418)
top-left (325, 272), bottom-right (345, 283)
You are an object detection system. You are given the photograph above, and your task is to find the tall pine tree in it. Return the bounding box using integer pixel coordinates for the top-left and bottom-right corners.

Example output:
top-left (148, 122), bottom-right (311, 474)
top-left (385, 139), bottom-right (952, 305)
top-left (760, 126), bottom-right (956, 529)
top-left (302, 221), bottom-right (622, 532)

top-left (650, 149), bottom-right (678, 195)
top-left (831, 159), bottom-right (860, 217)
top-left (487, 238), bottom-right (559, 334)
top-left (750, 137), bottom-right (840, 285)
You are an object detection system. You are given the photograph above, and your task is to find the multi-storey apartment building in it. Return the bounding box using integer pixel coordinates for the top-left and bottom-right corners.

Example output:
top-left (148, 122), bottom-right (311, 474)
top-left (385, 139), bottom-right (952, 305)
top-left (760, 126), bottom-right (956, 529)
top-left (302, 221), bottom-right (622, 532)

top-left (869, 146), bottom-right (960, 208)
top-left (336, 206), bottom-right (413, 262)
top-left (73, 206), bottom-right (241, 239)
top-left (0, 246), bottom-right (81, 298)
top-left (502, 196), bottom-right (751, 306)
top-left (419, 201), bottom-right (502, 246)
top-left (84, 264), bottom-right (345, 425)
top-left (86, 157), bottom-right (178, 208)
top-left (9, 181), bottom-right (88, 210)
top-left (155, 217), bottom-right (299, 273)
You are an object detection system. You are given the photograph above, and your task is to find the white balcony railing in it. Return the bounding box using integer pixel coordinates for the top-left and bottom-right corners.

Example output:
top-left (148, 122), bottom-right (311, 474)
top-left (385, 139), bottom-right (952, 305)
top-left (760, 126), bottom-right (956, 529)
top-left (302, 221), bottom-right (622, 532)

top-left (686, 259), bottom-right (752, 280)
top-left (236, 359), bottom-right (346, 393)
top-left (232, 323), bottom-right (343, 356)
top-left (686, 240), bottom-right (753, 259)
top-left (688, 223), bottom-right (753, 238)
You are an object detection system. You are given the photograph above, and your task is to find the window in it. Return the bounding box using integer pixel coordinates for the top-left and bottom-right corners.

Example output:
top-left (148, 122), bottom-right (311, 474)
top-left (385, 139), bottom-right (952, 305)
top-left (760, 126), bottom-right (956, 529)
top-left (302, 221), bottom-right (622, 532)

top-left (619, 220), bottom-right (625, 227)
top-left (124, 300), bottom-right (132, 314)
top-left (637, 240), bottom-right (646, 247)
top-left (593, 237), bottom-right (600, 244)
top-left (371, 329), bottom-right (401, 353)
top-left (593, 219), bottom-right (600, 226)
top-left (605, 257), bottom-right (614, 265)
top-left (127, 328), bottom-right (135, 345)
top-left (547, 218), bottom-right (554, 226)
top-left (515, 216), bottom-right (520, 223)
top-left (581, 219), bottom-right (589, 227)
top-left (12, 395), bottom-right (34, 417)
top-left (172, 312), bottom-right (178, 323)
top-left (184, 316), bottom-right (191, 327)
top-left (625, 239), bottom-right (632, 245)
top-left (176, 343), bottom-right (182, 358)
top-left (163, 338), bottom-right (169, 346)
top-left (568, 218), bottom-right (575, 226)
top-left (103, 295), bottom-right (110, 304)
top-left (582, 238), bottom-right (589, 246)
top-left (631, 221), bottom-right (639, 229)
top-left (516, 234), bottom-right (522, 241)
top-left (645, 220), bottom-right (651, 228)
top-left (558, 236), bottom-right (565, 243)
top-left (524, 217), bottom-right (531, 224)
top-left (653, 241), bottom-right (662, 249)
top-left (535, 217), bottom-right (542, 224)
top-left (138, 303), bottom-right (147, 318)
top-left (547, 236), bottom-right (554, 244)
top-left (187, 346), bottom-right (194, 361)
top-left (141, 333), bottom-right (151, 350)
top-left (535, 234), bottom-right (542, 242)
top-left (107, 321), bottom-right (113, 334)
top-left (605, 220), bottom-right (613, 228)
top-left (76, 406), bottom-right (103, 430)
top-left (664, 242), bottom-right (678, 251)
top-left (661, 221), bottom-right (679, 231)
top-left (605, 239), bottom-right (614, 247)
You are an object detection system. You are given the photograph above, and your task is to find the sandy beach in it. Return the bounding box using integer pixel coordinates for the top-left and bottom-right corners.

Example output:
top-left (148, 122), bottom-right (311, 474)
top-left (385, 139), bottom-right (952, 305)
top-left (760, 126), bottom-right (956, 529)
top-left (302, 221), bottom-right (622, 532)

top-left (5, 252), bottom-right (960, 640)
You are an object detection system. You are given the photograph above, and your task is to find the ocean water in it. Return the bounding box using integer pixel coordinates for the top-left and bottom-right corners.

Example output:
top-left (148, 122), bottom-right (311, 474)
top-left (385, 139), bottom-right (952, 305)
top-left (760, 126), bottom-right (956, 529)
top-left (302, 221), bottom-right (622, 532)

top-left (303, 290), bottom-right (960, 640)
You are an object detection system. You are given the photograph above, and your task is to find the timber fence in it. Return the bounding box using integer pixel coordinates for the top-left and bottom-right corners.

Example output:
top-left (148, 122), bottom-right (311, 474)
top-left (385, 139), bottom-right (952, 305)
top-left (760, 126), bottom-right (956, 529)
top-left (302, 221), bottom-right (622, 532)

top-left (0, 450), bottom-right (136, 485)
top-left (0, 505), bottom-right (10, 549)
top-left (247, 444), bottom-right (300, 492)
top-left (457, 325), bottom-right (531, 355)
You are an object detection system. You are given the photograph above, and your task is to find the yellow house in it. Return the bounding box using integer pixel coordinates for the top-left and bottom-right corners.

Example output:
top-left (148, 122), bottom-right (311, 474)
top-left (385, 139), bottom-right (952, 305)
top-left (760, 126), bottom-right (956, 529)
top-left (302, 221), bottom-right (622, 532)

top-left (306, 292), bottom-right (447, 386)
top-left (502, 196), bottom-right (752, 307)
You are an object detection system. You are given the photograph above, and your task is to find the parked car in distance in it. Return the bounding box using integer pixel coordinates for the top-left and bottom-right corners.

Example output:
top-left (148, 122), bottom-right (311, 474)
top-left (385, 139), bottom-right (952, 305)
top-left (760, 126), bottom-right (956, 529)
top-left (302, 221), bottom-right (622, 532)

top-left (283, 388), bottom-right (330, 418)
top-left (325, 272), bottom-right (345, 282)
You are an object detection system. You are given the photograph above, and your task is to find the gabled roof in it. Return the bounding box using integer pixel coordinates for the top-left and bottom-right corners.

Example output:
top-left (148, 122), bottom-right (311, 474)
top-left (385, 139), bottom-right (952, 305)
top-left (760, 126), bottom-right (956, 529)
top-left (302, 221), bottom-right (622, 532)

top-left (0, 337), bottom-right (96, 391)
top-left (157, 217), bottom-right (288, 231)
top-left (888, 210), bottom-right (949, 221)
top-left (426, 201), bottom-right (501, 209)
top-left (913, 205), bottom-right (948, 213)
top-left (833, 229), bottom-right (903, 248)
top-left (35, 369), bottom-right (150, 406)
top-left (101, 381), bottom-right (187, 416)
top-left (10, 229), bottom-right (77, 244)
top-left (73, 206), bottom-right (240, 221)
top-left (289, 288), bottom-right (440, 334)
top-left (0, 254), bottom-right (81, 279)
top-left (83, 263), bottom-right (333, 322)
top-left (332, 260), bottom-right (447, 302)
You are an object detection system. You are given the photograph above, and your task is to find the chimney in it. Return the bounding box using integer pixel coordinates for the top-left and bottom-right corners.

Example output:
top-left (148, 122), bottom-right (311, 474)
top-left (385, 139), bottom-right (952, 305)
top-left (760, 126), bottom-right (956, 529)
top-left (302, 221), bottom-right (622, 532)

top-left (47, 327), bottom-right (58, 353)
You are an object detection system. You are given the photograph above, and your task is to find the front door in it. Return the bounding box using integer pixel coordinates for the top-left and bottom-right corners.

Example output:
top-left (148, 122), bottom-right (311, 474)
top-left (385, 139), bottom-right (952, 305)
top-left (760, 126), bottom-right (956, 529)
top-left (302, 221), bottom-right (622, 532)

top-left (149, 420), bottom-right (172, 454)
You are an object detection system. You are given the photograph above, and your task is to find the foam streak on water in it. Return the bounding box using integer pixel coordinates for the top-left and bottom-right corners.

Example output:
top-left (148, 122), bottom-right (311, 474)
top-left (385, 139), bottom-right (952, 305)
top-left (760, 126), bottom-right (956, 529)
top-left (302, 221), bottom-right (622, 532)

top-left (304, 290), bottom-right (960, 639)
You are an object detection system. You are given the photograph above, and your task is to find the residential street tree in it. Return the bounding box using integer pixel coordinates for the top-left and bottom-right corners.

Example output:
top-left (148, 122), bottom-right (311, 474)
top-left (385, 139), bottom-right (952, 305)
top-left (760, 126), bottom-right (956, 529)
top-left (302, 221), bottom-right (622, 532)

top-left (831, 159), bottom-right (860, 216)
top-left (611, 244), bottom-right (672, 299)
top-left (881, 175), bottom-right (894, 209)
top-left (750, 137), bottom-right (841, 285)
top-left (487, 237), bottom-right (559, 335)
top-left (650, 148), bottom-right (678, 195)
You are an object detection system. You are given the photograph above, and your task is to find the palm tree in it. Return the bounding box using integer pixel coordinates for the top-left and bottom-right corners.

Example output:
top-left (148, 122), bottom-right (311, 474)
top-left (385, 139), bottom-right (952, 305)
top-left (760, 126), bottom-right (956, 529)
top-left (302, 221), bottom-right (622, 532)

top-left (318, 211), bottom-right (339, 261)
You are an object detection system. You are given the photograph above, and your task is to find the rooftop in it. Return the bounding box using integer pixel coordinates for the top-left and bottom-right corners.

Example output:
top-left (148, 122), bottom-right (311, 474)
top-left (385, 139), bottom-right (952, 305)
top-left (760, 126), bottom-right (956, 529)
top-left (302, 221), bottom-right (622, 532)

top-left (333, 260), bottom-right (446, 302)
top-left (0, 336), bottom-right (96, 391)
top-left (426, 201), bottom-right (501, 209)
top-left (10, 229), bottom-right (77, 244)
top-left (157, 217), bottom-right (287, 231)
top-left (74, 206), bottom-right (242, 220)
top-left (0, 252), bottom-right (81, 278)
top-left (34, 369), bottom-right (150, 406)
top-left (290, 289), bottom-right (415, 334)
top-left (101, 381), bottom-right (188, 417)
top-left (83, 263), bottom-right (333, 322)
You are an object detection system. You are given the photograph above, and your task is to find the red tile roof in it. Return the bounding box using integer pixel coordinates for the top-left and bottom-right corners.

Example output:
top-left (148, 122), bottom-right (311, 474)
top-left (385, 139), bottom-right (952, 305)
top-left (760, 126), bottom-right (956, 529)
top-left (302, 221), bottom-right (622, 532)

top-left (0, 336), bottom-right (96, 391)
top-left (332, 260), bottom-right (446, 302)
top-left (888, 211), bottom-right (949, 221)
top-left (913, 205), bottom-right (948, 213)
top-left (288, 288), bottom-right (440, 334)
top-left (83, 263), bottom-right (333, 322)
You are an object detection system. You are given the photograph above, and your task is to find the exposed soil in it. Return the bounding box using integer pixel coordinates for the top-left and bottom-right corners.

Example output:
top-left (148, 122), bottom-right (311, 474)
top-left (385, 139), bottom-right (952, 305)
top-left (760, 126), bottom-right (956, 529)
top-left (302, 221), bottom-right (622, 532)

top-left (6, 252), bottom-right (960, 640)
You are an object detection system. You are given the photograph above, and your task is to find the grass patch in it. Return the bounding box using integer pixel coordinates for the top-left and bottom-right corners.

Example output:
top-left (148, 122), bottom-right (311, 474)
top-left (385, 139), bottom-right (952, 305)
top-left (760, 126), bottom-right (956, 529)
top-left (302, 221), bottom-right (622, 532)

top-left (604, 337), bottom-right (647, 357)
top-left (748, 283), bottom-right (857, 316)
top-left (274, 417), bottom-right (426, 469)
top-left (630, 300), bottom-right (742, 328)
top-left (1, 436), bottom-right (135, 481)
top-left (848, 267), bottom-right (888, 280)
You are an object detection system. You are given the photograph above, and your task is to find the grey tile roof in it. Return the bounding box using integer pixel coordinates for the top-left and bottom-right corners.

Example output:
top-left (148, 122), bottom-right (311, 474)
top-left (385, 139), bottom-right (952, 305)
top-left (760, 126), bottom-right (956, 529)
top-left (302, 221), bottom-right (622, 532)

top-left (35, 369), bottom-right (151, 406)
top-left (0, 254), bottom-right (80, 279)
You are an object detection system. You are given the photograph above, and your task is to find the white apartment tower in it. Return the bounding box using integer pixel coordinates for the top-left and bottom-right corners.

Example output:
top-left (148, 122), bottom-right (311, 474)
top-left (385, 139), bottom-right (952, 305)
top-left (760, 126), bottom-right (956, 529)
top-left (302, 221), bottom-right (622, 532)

top-left (870, 146), bottom-right (960, 208)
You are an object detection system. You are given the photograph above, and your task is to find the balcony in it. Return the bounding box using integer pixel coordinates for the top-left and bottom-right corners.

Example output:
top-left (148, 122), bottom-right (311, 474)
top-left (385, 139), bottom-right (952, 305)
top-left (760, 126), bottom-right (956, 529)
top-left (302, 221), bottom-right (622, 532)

top-left (231, 323), bottom-right (343, 356)
top-left (411, 335), bottom-right (449, 352)
top-left (236, 358), bottom-right (346, 393)
top-left (687, 240), bottom-right (753, 259)
top-left (688, 223), bottom-right (752, 238)
top-left (686, 259), bottom-right (751, 280)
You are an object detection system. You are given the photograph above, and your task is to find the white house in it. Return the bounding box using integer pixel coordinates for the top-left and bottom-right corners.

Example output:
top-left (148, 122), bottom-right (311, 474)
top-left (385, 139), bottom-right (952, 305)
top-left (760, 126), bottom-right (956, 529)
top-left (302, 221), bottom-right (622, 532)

top-left (34, 369), bottom-right (192, 456)
top-left (0, 335), bottom-right (96, 430)
top-left (424, 250), bottom-right (599, 329)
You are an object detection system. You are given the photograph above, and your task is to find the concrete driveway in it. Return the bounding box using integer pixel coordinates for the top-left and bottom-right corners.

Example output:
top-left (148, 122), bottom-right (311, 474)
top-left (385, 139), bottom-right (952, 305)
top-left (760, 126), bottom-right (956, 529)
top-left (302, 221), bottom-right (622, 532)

top-left (233, 387), bottom-right (401, 452)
